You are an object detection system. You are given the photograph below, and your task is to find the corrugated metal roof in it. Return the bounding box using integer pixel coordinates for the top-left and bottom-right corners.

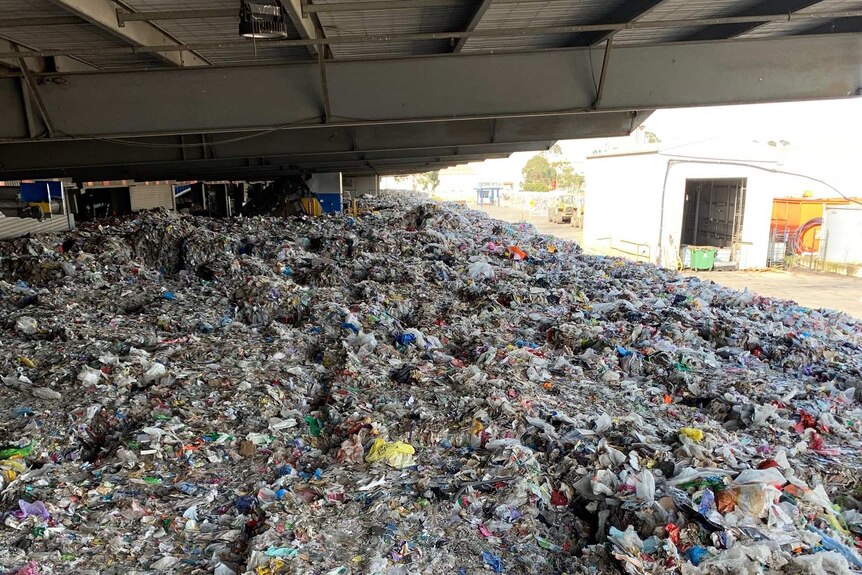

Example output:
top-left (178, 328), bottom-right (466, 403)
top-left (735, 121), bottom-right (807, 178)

top-left (329, 39), bottom-right (452, 59)
top-left (0, 0), bottom-right (170, 69)
top-left (460, 33), bottom-right (576, 52)
top-left (0, 0), bottom-right (69, 19)
top-left (0, 22), bottom-right (168, 69)
top-left (0, 0), bottom-right (858, 66)
top-left (120, 0), bottom-right (310, 64)
top-left (318, 3), bottom-right (475, 58)
top-left (459, 0), bottom-right (619, 52)
top-left (613, 0), bottom-right (766, 45)
top-left (476, 0), bottom-right (613, 29)
top-left (197, 42), bottom-right (313, 65)
top-left (737, 0), bottom-right (862, 38)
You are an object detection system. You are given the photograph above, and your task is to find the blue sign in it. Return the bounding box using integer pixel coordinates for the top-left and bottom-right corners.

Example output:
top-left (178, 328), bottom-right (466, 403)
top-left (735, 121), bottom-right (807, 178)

top-left (20, 181), bottom-right (63, 202)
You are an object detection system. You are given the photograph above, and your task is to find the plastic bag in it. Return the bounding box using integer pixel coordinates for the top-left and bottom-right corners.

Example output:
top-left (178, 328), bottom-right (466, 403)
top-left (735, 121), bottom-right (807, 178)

top-left (31, 387), bottom-right (62, 400)
top-left (15, 317), bottom-right (38, 335)
top-left (635, 469), bottom-right (655, 503)
top-left (679, 427), bottom-right (704, 442)
top-left (365, 439), bottom-right (416, 469)
top-left (467, 260), bottom-right (494, 280)
top-left (732, 467), bottom-right (786, 486)
top-left (144, 362), bottom-right (167, 382)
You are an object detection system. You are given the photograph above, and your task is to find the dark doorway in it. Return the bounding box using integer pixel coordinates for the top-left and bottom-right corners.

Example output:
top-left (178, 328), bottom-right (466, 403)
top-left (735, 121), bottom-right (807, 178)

top-left (681, 178), bottom-right (746, 248)
top-left (74, 187), bottom-right (133, 221)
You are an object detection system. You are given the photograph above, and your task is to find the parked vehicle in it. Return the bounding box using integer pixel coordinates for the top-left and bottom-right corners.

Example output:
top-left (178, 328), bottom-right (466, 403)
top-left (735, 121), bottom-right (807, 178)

top-left (547, 195), bottom-right (577, 224)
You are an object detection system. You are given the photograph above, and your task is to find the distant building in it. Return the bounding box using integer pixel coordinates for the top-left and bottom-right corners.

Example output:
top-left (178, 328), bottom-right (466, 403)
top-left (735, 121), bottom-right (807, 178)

top-left (437, 165), bottom-right (480, 201)
top-left (582, 140), bottom-right (805, 271)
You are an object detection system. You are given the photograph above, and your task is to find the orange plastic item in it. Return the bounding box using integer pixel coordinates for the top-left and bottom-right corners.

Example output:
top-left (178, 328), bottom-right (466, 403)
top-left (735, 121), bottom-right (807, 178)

top-left (716, 489), bottom-right (738, 513)
top-left (508, 246), bottom-right (527, 261)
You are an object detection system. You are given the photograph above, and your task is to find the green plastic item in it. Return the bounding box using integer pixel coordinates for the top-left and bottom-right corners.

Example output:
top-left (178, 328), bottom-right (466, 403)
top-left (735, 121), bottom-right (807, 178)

top-left (0, 441), bottom-right (34, 459)
top-left (689, 247), bottom-right (718, 271)
top-left (304, 416), bottom-right (323, 437)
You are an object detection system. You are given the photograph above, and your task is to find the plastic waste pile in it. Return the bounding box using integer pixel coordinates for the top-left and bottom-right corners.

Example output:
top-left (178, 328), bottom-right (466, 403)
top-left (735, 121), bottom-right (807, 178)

top-left (0, 195), bottom-right (861, 575)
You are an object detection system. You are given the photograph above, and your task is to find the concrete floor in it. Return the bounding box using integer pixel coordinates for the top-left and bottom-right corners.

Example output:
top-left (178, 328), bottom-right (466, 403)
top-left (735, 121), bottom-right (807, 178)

top-left (470, 202), bottom-right (862, 320)
top-left (691, 269), bottom-right (862, 319)
top-left (471, 203), bottom-right (584, 244)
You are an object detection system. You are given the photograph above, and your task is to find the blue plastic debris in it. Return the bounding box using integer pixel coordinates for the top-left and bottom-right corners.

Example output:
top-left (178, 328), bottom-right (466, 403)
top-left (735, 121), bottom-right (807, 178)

top-left (234, 495), bottom-right (257, 513)
top-left (698, 489), bottom-right (715, 515)
top-left (482, 551), bottom-right (503, 573)
top-left (162, 291), bottom-right (176, 301)
top-left (685, 546), bottom-right (708, 566)
top-left (341, 322), bottom-right (361, 334)
top-left (11, 407), bottom-right (33, 418)
top-left (807, 526), bottom-right (862, 568)
top-left (396, 332), bottom-right (416, 346)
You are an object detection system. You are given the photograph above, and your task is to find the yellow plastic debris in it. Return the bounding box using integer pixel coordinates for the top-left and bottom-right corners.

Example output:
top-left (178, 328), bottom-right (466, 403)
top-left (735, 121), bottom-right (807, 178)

top-left (17, 357), bottom-right (36, 368)
top-left (365, 438), bottom-right (416, 469)
top-left (679, 427), bottom-right (704, 442)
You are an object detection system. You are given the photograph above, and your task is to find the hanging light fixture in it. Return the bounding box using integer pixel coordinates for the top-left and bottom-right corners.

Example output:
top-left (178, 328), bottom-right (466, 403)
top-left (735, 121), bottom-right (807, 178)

top-left (239, 0), bottom-right (288, 39)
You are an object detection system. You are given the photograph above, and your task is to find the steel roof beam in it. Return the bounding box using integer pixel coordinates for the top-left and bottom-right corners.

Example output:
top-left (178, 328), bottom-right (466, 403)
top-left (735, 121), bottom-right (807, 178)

top-left (117, 9), bottom-right (236, 24)
top-left (46, 0), bottom-right (209, 67)
top-left (0, 150), bottom-right (521, 181)
top-left (453, 0), bottom-right (493, 53)
top-left (573, 0), bottom-right (672, 47)
top-left (283, 0), bottom-right (319, 57)
top-left (679, 0), bottom-right (826, 41)
top-left (0, 37), bottom-right (47, 72)
top-left (795, 15), bottom-right (862, 36)
top-left (0, 34), bottom-right (857, 141)
top-left (0, 16), bottom-right (83, 27)
top-left (0, 36), bottom-right (96, 77)
top-left (0, 112), bottom-right (641, 175)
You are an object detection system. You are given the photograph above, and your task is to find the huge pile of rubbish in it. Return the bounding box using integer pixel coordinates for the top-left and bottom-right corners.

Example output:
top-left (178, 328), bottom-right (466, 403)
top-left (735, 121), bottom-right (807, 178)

top-left (1, 195), bottom-right (861, 575)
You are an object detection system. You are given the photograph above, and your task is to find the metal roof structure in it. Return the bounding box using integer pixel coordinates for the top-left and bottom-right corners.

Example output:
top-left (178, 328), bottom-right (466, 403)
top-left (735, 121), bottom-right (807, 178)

top-left (0, 0), bottom-right (860, 181)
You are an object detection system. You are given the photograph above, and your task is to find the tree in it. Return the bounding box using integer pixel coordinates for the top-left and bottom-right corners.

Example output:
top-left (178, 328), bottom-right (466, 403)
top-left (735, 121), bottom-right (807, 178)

top-left (635, 125), bottom-right (660, 144)
top-left (415, 170), bottom-right (440, 192)
top-left (521, 154), bottom-right (556, 192)
top-left (555, 163), bottom-right (585, 193)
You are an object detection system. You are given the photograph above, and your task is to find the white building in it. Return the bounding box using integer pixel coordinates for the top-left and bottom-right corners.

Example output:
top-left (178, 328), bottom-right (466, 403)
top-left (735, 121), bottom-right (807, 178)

top-left (582, 141), bottom-right (799, 271)
top-left (437, 165), bottom-right (481, 201)
top-left (822, 205), bottom-right (862, 267)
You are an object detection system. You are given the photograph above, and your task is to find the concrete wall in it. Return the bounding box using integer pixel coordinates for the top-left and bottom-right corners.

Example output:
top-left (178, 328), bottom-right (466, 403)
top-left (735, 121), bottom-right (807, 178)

top-left (344, 175), bottom-right (378, 197)
top-left (583, 153), bottom-right (777, 270)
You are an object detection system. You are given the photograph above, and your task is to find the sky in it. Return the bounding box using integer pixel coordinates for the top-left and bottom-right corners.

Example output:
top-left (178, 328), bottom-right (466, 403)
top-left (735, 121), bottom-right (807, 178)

top-left (468, 98), bottom-right (862, 196)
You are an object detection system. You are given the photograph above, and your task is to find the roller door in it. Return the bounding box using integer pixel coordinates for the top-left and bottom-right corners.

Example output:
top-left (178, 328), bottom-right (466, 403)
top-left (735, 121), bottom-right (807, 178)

top-left (130, 184), bottom-right (174, 212)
